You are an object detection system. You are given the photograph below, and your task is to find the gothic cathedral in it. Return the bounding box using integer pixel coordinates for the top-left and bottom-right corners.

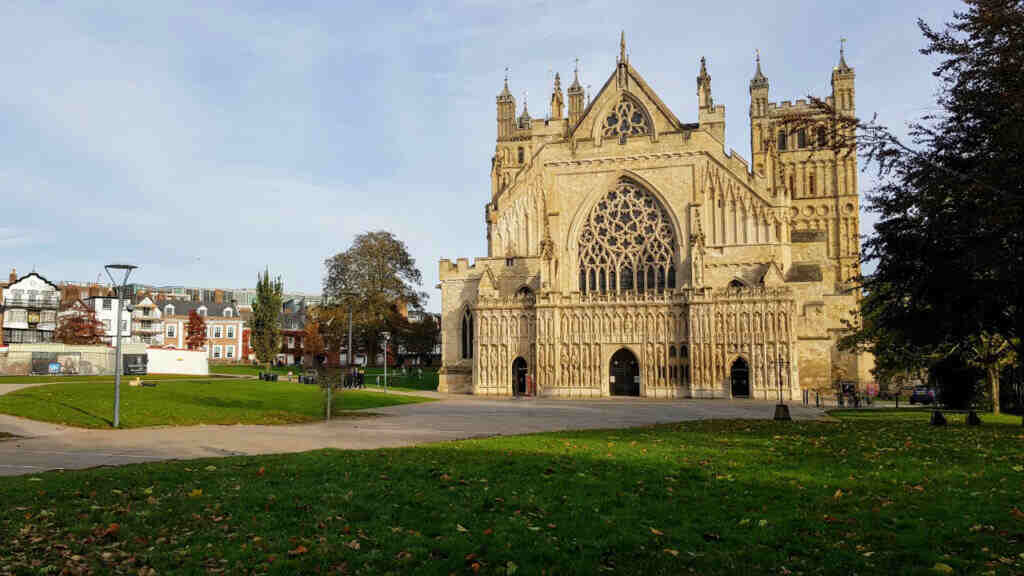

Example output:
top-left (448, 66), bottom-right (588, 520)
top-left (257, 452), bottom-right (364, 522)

top-left (439, 36), bottom-right (872, 399)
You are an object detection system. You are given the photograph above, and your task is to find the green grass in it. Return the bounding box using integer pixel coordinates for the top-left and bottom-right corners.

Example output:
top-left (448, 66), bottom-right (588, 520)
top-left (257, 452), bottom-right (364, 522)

top-left (0, 379), bottom-right (433, 428)
top-left (0, 374), bottom-right (218, 384)
top-left (211, 364), bottom-right (441, 392)
top-left (831, 408), bottom-right (1024, 426)
top-left (1, 413), bottom-right (1021, 575)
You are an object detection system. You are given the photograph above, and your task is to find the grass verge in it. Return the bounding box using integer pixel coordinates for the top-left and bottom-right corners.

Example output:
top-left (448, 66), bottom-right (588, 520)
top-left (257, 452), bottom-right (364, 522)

top-left (1, 413), bottom-right (1021, 574)
top-left (0, 379), bottom-right (433, 428)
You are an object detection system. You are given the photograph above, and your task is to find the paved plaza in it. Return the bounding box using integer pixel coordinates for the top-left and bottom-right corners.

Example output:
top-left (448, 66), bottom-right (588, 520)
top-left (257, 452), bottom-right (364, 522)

top-left (0, 383), bottom-right (823, 476)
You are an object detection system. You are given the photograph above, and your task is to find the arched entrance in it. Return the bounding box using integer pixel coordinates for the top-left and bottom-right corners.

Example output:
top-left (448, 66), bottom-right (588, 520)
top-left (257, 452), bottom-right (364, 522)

top-left (730, 357), bottom-right (750, 398)
top-left (609, 348), bottom-right (640, 396)
top-left (512, 357), bottom-right (528, 396)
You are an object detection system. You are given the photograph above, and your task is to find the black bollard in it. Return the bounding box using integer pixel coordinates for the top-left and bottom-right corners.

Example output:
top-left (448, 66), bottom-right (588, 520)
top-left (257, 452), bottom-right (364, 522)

top-left (930, 410), bottom-right (947, 426)
top-left (966, 411), bottom-right (982, 426)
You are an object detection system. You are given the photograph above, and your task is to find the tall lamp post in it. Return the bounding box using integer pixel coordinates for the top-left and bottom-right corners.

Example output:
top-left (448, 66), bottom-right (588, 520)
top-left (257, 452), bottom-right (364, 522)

top-left (105, 264), bottom-right (137, 428)
top-left (381, 331), bottom-right (391, 391)
top-left (770, 351), bottom-right (792, 421)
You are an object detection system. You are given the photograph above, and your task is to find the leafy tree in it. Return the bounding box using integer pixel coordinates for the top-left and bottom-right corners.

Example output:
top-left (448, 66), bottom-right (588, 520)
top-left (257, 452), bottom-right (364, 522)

top-left (323, 231), bottom-right (426, 366)
top-left (251, 268), bottom-right (283, 370)
top-left (838, 1), bottom-right (1024, 409)
top-left (53, 307), bottom-right (106, 345)
top-left (185, 310), bottom-right (207, 351)
top-left (302, 317), bottom-right (326, 367)
top-left (405, 313), bottom-right (440, 365)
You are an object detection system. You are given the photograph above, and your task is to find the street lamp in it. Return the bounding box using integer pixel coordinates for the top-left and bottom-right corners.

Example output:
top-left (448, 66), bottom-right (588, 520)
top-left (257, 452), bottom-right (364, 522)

top-left (381, 331), bottom-right (391, 391)
top-left (105, 263), bottom-right (137, 428)
top-left (770, 351), bottom-right (792, 421)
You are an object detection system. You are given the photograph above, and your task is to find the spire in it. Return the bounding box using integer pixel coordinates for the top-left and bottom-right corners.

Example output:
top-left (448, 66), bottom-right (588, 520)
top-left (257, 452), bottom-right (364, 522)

top-left (699, 56), bottom-right (708, 78)
top-left (697, 56), bottom-right (713, 109)
top-left (750, 49), bottom-right (769, 90)
top-left (518, 92), bottom-right (531, 129)
top-left (554, 72), bottom-right (561, 92)
top-left (498, 67), bottom-right (512, 98)
top-left (550, 72), bottom-right (564, 120)
top-left (836, 38), bottom-right (852, 72)
top-left (619, 30), bottom-right (626, 64)
top-left (570, 58), bottom-right (582, 90)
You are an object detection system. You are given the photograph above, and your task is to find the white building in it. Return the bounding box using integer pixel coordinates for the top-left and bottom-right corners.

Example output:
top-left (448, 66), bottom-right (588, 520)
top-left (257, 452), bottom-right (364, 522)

top-left (131, 296), bottom-right (162, 345)
top-left (1, 271), bottom-right (61, 344)
top-left (85, 295), bottom-right (132, 346)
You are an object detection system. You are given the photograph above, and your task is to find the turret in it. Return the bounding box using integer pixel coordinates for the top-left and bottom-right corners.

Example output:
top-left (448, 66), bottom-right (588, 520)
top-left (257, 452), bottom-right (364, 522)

top-left (831, 40), bottom-right (855, 113)
top-left (696, 57), bottom-right (726, 143)
top-left (568, 60), bottom-right (584, 126)
top-left (517, 96), bottom-right (531, 130)
top-left (749, 51), bottom-right (771, 175)
top-left (496, 72), bottom-right (516, 140)
top-left (550, 73), bottom-right (564, 121)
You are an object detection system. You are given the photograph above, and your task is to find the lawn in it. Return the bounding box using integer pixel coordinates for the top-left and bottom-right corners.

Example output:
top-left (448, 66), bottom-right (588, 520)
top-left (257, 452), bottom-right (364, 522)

top-left (211, 364), bottom-right (441, 392)
top-left (0, 379), bottom-right (433, 428)
top-left (0, 374), bottom-right (217, 385)
top-left (0, 412), bottom-right (1021, 575)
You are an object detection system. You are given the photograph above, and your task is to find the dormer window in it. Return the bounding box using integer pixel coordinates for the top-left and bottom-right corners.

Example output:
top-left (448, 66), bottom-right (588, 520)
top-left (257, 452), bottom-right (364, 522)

top-left (224, 308), bottom-right (233, 317)
top-left (197, 306), bottom-right (207, 317)
top-left (165, 305), bottom-right (175, 316)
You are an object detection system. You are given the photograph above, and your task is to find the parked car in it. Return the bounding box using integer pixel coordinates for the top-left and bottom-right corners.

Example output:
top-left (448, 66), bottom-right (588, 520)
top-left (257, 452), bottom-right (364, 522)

top-left (909, 386), bottom-right (936, 405)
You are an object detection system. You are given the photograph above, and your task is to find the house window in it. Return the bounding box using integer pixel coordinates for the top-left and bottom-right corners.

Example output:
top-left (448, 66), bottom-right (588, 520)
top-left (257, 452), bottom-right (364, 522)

top-left (165, 305), bottom-right (174, 316)
top-left (226, 325), bottom-right (235, 339)
top-left (167, 325), bottom-right (176, 338)
top-left (103, 320), bottom-right (111, 332)
top-left (226, 345), bottom-right (234, 359)
top-left (142, 308), bottom-right (151, 317)
top-left (103, 299), bottom-right (112, 310)
top-left (214, 326), bottom-right (223, 339)
top-left (287, 336), bottom-right (295, 348)
top-left (224, 308), bottom-right (233, 317)
top-left (121, 320), bottom-right (128, 333)
top-left (213, 345), bottom-right (222, 359)
top-left (197, 307), bottom-right (207, 317)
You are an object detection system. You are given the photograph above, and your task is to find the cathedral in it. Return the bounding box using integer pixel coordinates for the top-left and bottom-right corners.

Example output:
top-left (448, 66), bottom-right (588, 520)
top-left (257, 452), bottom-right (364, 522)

top-left (438, 35), bottom-right (872, 399)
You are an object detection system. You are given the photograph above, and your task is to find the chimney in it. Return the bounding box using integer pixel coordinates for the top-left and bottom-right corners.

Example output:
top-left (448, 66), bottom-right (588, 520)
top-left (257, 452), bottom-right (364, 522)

top-left (8, 268), bottom-right (16, 284)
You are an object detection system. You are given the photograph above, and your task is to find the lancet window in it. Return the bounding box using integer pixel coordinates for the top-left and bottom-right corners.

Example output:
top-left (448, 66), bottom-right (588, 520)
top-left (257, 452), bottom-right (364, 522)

top-left (602, 96), bottom-right (651, 144)
top-left (578, 179), bottom-right (677, 294)
top-left (460, 309), bottom-right (473, 359)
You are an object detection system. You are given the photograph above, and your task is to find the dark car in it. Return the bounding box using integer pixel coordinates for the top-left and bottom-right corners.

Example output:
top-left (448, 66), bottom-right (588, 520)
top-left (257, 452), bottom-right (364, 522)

top-left (909, 386), bottom-right (936, 405)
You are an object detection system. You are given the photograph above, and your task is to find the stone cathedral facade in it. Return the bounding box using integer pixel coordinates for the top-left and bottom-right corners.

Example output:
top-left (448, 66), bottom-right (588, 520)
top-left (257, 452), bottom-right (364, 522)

top-left (438, 37), bottom-right (872, 399)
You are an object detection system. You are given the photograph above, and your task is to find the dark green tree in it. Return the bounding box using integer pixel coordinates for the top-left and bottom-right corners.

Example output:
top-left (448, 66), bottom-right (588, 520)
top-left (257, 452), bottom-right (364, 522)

top-left (251, 268), bottom-right (283, 371)
top-left (840, 0), bottom-right (1024, 411)
top-left (323, 231), bottom-right (426, 366)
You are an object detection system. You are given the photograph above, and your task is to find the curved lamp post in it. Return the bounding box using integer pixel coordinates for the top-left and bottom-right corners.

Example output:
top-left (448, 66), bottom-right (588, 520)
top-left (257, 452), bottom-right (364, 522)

top-left (105, 264), bottom-right (137, 428)
top-left (381, 331), bottom-right (391, 392)
top-left (770, 352), bottom-right (792, 421)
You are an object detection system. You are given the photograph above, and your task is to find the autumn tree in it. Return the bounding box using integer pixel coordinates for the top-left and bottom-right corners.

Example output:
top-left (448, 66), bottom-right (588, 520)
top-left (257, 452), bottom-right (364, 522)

top-left (405, 313), bottom-right (440, 365)
top-left (251, 268), bottom-right (283, 370)
top-left (302, 316), bottom-right (326, 367)
top-left (185, 309), bottom-right (207, 351)
top-left (53, 306), bottom-right (106, 345)
top-left (323, 231), bottom-right (426, 366)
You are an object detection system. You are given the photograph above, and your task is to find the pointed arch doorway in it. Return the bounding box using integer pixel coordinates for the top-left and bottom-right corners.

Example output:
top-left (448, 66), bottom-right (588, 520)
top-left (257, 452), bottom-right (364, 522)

top-left (730, 357), bottom-right (750, 398)
top-left (512, 357), bottom-right (528, 396)
top-left (609, 348), bottom-right (640, 396)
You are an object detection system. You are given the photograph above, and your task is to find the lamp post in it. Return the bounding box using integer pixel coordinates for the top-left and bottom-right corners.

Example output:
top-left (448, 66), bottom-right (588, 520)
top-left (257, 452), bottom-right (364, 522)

top-left (770, 351), bottom-right (792, 421)
top-left (381, 331), bottom-right (391, 391)
top-left (105, 264), bottom-right (137, 428)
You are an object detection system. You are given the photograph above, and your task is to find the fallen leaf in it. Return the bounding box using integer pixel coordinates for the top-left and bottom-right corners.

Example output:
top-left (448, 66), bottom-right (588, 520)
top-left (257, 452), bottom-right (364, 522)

top-left (288, 545), bottom-right (308, 557)
top-left (932, 563), bottom-right (954, 574)
top-left (833, 489), bottom-right (843, 500)
top-left (102, 523), bottom-right (120, 538)
top-left (664, 549), bottom-right (679, 557)
top-left (257, 467), bottom-right (265, 476)
top-left (650, 527), bottom-right (664, 536)
top-left (456, 524), bottom-right (468, 533)
top-left (188, 489), bottom-right (203, 499)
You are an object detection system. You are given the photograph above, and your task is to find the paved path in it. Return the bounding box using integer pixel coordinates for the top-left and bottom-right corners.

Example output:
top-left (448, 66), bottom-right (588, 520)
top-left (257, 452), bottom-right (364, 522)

top-left (0, 384), bottom-right (823, 477)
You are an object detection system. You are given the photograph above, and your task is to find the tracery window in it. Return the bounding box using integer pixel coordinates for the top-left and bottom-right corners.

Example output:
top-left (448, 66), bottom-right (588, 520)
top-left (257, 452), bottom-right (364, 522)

top-left (578, 179), bottom-right (677, 294)
top-left (602, 96), bottom-right (651, 144)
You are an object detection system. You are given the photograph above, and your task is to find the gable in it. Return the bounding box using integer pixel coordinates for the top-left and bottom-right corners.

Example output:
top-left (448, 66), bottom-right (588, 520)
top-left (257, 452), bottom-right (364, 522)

top-left (570, 62), bottom-right (683, 143)
top-left (8, 273), bottom-right (58, 293)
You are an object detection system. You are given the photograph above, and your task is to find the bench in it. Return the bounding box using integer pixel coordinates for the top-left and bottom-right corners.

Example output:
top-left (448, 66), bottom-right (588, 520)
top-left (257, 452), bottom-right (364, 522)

top-left (929, 409), bottom-right (982, 426)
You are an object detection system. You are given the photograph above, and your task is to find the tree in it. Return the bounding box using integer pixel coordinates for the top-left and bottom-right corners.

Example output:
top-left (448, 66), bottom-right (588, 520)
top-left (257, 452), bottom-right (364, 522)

top-left (251, 268), bottom-right (283, 370)
top-left (405, 313), bottom-right (440, 365)
top-left (323, 231), bottom-right (426, 366)
top-left (185, 310), bottom-right (207, 351)
top-left (302, 316), bottom-right (326, 367)
top-left (54, 306), bottom-right (106, 345)
top-left (838, 1), bottom-right (1024, 410)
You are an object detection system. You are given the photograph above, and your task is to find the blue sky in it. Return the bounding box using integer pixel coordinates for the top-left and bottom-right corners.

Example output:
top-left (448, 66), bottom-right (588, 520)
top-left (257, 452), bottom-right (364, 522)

top-left (0, 1), bottom-right (962, 311)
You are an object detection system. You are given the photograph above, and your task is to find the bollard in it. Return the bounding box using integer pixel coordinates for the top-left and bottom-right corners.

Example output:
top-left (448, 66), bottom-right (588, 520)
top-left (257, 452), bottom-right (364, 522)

top-left (930, 410), bottom-right (947, 426)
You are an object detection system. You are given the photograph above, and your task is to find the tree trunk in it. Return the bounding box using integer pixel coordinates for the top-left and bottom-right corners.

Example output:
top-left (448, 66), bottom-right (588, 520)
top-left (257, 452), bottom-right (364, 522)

top-left (989, 363), bottom-right (1000, 415)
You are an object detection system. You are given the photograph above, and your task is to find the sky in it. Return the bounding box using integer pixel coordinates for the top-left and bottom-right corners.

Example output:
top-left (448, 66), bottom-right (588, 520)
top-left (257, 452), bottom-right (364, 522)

top-left (0, 1), bottom-right (963, 311)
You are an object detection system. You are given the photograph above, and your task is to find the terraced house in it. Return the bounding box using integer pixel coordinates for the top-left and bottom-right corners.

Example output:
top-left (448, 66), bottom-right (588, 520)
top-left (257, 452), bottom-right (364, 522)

top-left (1, 270), bottom-right (61, 345)
top-left (160, 300), bottom-right (243, 361)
